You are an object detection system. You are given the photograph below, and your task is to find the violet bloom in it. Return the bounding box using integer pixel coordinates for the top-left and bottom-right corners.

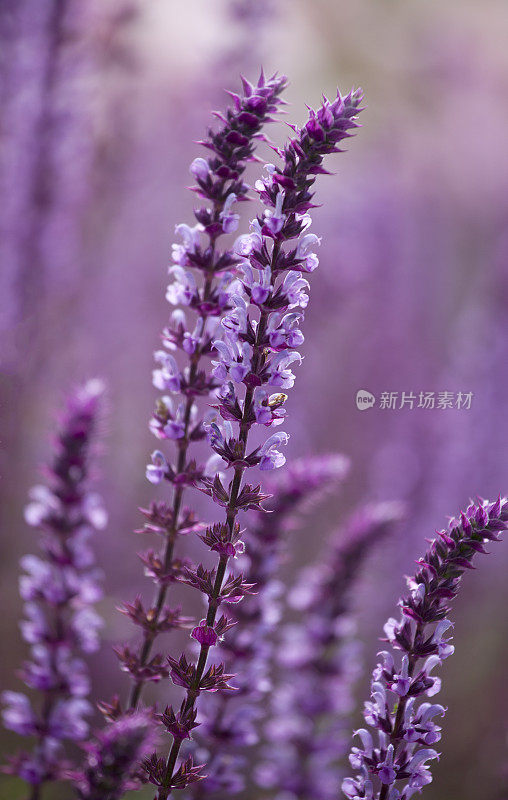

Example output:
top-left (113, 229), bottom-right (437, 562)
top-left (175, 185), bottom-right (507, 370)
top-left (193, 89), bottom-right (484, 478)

top-left (343, 497), bottom-right (508, 800)
top-left (118, 71), bottom-right (288, 711)
top-left (73, 710), bottom-right (157, 800)
top-left (147, 88), bottom-right (363, 800)
top-left (1, 380), bottom-right (106, 798)
top-left (257, 502), bottom-right (404, 800)
top-left (186, 455), bottom-right (350, 798)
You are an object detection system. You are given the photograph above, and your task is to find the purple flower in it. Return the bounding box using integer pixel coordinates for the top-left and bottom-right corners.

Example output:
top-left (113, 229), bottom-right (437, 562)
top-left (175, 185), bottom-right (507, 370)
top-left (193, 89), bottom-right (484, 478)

top-left (49, 698), bottom-right (91, 741)
top-left (73, 710), bottom-right (158, 799)
top-left (1, 380), bottom-right (106, 792)
top-left (189, 157), bottom-right (210, 182)
top-left (263, 187), bottom-right (286, 234)
top-left (258, 431), bottom-right (290, 470)
top-left (296, 232), bottom-right (321, 271)
top-left (153, 350), bottom-right (182, 392)
top-left (219, 192), bottom-right (240, 233)
top-left (165, 266), bottom-right (198, 307)
top-left (171, 224), bottom-right (202, 267)
top-left (344, 497), bottom-right (508, 800)
top-left (2, 693), bottom-right (37, 737)
top-left (146, 450), bottom-right (170, 484)
top-left (191, 622), bottom-right (219, 647)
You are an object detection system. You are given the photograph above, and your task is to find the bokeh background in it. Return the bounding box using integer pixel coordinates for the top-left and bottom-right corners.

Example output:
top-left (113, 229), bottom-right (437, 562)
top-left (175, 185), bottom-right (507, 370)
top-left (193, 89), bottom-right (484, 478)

top-left (1, 0), bottom-right (508, 798)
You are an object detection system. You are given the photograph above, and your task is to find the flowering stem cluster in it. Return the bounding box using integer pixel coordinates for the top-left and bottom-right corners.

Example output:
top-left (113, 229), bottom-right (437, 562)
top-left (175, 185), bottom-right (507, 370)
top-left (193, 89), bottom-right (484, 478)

top-left (187, 455), bottom-right (350, 797)
top-left (143, 87), bottom-right (363, 799)
top-left (1, 381), bottom-right (106, 798)
top-left (343, 497), bottom-right (508, 800)
top-left (119, 71), bottom-right (288, 710)
top-left (257, 502), bottom-right (403, 800)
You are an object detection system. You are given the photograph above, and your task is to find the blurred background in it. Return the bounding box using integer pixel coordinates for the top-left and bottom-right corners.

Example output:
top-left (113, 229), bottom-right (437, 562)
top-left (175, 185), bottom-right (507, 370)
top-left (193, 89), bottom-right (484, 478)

top-left (1, 0), bottom-right (508, 798)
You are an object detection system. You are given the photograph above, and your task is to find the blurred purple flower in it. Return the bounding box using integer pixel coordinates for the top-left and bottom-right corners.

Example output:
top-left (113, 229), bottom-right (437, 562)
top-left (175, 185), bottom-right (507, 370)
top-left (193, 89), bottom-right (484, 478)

top-left (257, 502), bottom-right (404, 800)
top-left (1, 380), bottom-right (106, 795)
top-left (186, 454), bottom-right (350, 798)
top-left (73, 709), bottom-right (158, 800)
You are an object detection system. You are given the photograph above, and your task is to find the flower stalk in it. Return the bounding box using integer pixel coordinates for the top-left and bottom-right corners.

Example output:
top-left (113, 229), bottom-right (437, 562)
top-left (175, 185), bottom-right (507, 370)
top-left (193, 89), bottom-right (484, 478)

top-left (145, 87), bottom-right (363, 799)
top-left (119, 71), bottom-right (288, 711)
top-left (343, 497), bottom-right (508, 800)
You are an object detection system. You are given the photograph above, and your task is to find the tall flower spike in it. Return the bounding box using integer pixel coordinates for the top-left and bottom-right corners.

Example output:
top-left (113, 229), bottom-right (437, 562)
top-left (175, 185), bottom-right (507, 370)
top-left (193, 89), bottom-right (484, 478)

top-left (123, 71), bottom-right (288, 710)
top-left (152, 87), bottom-right (363, 799)
top-left (186, 454), bottom-right (351, 798)
top-left (257, 502), bottom-right (404, 800)
top-left (343, 497), bottom-right (508, 800)
top-left (1, 380), bottom-right (106, 798)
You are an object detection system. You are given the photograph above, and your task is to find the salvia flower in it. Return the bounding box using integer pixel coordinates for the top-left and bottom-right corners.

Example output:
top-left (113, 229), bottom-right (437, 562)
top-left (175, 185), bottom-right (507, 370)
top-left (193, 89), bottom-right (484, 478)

top-left (72, 710), bottom-right (158, 799)
top-left (152, 88), bottom-right (363, 799)
top-left (256, 502), bottom-right (403, 800)
top-left (121, 70), bottom-right (288, 711)
top-left (186, 455), bottom-right (350, 798)
top-left (1, 380), bottom-right (106, 794)
top-left (343, 497), bottom-right (508, 800)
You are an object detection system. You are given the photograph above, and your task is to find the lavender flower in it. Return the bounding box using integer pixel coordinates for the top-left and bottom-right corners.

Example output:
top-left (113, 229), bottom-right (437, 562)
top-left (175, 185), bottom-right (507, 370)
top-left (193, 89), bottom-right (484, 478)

top-left (146, 88), bottom-right (363, 799)
top-left (343, 497), bottom-right (508, 800)
top-left (119, 71), bottom-right (288, 710)
top-left (1, 380), bottom-right (106, 797)
top-left (73, 710), bottom-right (157, 800)
top-left (257, 502), bottom-right (404, 800)
top-left (186, 454), bottom-right (350, 798)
